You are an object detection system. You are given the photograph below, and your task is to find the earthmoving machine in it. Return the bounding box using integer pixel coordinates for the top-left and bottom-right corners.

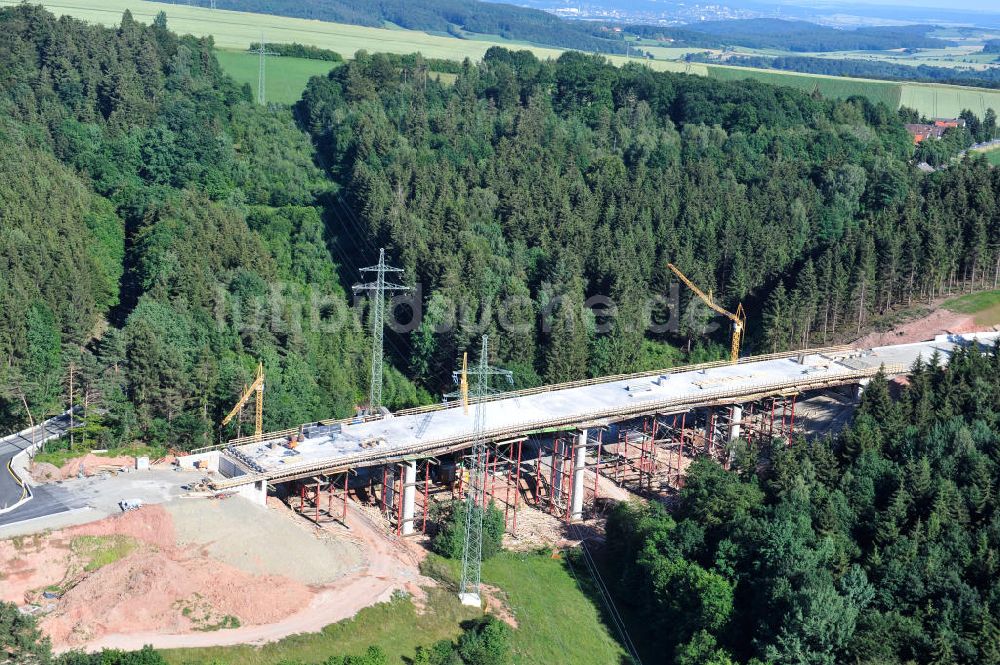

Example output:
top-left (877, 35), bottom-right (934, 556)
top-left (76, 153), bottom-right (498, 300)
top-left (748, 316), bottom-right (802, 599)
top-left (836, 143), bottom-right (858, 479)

top-left (221, 361), bottom-right (264, 442)
top-left (667, 263), bottom-right (747, 364)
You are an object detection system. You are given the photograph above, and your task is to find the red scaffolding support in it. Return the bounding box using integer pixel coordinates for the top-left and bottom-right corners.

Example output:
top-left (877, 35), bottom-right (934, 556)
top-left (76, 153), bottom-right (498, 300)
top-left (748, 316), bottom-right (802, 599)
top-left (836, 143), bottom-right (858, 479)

top-left (293, 472), bottom-right (350, 527)
top-left (455, 439), bottom-right (526, 532)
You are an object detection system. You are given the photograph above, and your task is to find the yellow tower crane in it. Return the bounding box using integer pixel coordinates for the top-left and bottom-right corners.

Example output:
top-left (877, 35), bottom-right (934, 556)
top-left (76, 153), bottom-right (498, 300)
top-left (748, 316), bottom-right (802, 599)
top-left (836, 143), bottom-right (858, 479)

top-left (460, 352), bottom-right (469, 415)
top-left (667, 263), bottom-right (747, 364)
top-left (221, 361), bottom-right (264, 441)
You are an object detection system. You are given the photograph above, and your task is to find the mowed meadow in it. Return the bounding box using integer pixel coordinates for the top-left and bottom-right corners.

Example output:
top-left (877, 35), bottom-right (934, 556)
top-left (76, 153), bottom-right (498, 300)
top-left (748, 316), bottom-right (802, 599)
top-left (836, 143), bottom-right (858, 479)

top-left (0, 0), bottom-right (565, 60)
top-left (214, 50), bottom-right (338, 105)
top-left (6, 0), bottom-right (999, 119)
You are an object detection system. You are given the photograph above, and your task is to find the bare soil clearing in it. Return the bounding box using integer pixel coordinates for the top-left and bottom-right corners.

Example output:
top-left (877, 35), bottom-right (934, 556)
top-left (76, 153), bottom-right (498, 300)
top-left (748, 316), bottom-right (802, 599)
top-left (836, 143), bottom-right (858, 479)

top-left (82, 501), bottom-right (438, 652)
top-left (31, 454), bottom-right (137, 482)
top-left (164, 498), bottom-right (362, 584)
top-left (853, 308), bottom-right (980, 348)
top-left (0, 500), bottom-right (370, 652)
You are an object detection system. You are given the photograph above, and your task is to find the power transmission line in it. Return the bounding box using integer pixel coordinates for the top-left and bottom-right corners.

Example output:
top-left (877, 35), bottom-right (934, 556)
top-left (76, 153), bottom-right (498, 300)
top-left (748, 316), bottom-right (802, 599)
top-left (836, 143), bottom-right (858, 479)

top-left (459, 335), bottom-right (512, 606)
top-left (252, 33), bottom-right (279, 105)
top-left (320, 195), bottom-right (414, 368)
top-left (566, 523), bottom-right (644, 665)
top-left (352, 249), bottom-right (408, 413)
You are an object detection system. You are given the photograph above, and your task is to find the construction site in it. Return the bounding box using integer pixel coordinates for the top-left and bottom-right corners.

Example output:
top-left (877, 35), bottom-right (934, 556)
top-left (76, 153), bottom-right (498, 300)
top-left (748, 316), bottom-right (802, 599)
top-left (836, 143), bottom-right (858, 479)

top-left (3, 258), bottom-right (1000, 655)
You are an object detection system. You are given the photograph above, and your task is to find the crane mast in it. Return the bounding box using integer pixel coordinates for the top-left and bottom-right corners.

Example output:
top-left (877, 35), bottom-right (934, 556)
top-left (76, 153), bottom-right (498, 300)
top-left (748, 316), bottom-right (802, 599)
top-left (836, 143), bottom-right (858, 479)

top-left (221, 361), bottom-right (264, 441)
top-left (667, 263), bottom-right (747, 364)
top-left (460, 352), bottom-right (469, 415)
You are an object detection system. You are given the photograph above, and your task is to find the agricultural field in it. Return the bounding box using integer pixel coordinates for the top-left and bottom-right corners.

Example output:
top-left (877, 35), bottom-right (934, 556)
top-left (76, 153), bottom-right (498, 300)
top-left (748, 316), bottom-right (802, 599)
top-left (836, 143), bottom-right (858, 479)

top-left (214, 50), bottom-right (456, 105)
top-left (706, 64), bottom-right (903, 108)
top-left (0, 0), bottom-right (565, 61)
top-left (705, 63), bottom-right (1000, 118)
top-left (898, 82), bottom-right (1000, 119)
top-left (8, 0), bottom-right (999, 118)
top-left (214, 50), bottom-right (338, 105)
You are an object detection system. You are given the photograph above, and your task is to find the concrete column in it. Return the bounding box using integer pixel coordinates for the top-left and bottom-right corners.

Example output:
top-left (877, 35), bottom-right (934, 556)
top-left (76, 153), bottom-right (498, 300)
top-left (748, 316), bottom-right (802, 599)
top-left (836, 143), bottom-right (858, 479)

top-left (729, 405), bottom-right (743, 442)
top-left (853, 378), bottom-right (871, 400)
top-left (570, 428), bottom-right (587, 521)
top-left (401, 460), bottom-right (417, 536)
top-left (234, 479), bottom-right (267, 506)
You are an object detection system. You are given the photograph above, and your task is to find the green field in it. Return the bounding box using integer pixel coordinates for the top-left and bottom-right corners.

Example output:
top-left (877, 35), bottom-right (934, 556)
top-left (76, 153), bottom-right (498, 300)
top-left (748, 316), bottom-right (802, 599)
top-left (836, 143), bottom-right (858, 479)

top-left (898, 82), bottom-right (1000, 119)
top-left (214, 50), bottom-right (337, 105)
top-left (163, 588), bottom-right (476, 665)
top-left (8, 0), bottom-right (1000, 118)
top-left (705, 63), bottom-right (1000, 117)
top-left (944, 289), bottom-right (1000, 326)
top-left (987, 150), bottom-right (1000, 166)
top-left (707, 64), bottom-right (903, 107)
top-left (0, 0), bottom-right (565, 61)
top-left (162, 551), bottom-right (627, 665)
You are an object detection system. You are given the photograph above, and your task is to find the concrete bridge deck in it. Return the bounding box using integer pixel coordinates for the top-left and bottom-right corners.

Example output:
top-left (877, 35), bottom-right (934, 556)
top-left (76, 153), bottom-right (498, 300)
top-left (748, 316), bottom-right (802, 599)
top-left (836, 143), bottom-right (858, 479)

top-left (212, 332), bottom-right (999, 490)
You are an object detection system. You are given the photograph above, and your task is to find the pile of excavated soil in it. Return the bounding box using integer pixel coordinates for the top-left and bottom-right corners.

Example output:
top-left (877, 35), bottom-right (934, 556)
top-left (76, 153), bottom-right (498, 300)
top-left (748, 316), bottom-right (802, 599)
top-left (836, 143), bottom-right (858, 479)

top-left (29, 462), bottom-right (61, 482)
top-left (51, 454), bottom-right (136, 481)
top-left (42, 548), bottom-right (311, 646)
top-left (1, 502), bottom-right (329, 649)
top-left (67, 504), bottom-right (176, 550)
top-left (165, 498), bottom-right (362, 584)
top-left (0, 533), bottom-right (73, 604)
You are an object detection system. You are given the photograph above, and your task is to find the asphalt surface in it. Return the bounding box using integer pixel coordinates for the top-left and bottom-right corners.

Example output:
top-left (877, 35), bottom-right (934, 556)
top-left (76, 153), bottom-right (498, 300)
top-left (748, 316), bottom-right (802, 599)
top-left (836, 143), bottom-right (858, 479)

top-left (0, 483), bottom-right (83, 527)
top-left (0, 413), bottom-right (72, 512)
top-left (0, 469), bottom-right (190, 534)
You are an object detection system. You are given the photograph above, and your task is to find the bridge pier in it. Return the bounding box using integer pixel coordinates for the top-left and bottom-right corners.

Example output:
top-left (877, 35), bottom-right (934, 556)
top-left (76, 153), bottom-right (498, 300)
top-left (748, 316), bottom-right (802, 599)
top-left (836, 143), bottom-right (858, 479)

top-left (233, 479), bottom-right (267, 506)
top-left (570, 428), bottom-right (587, 521)
top-left (402, 460), bottom-right (417, 536)
top-left (729, 405), bottom-right (743, 441)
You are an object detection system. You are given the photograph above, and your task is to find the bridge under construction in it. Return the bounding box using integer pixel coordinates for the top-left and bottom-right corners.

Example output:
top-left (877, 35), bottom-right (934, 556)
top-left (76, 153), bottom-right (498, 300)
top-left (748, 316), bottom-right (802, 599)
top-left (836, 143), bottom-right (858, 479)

top-left (194, 332), bottom-right (998, 535)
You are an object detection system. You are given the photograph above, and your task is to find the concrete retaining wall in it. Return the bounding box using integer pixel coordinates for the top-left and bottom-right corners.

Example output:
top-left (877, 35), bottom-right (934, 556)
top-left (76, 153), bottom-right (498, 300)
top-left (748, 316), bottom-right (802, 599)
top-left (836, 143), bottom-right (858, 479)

top-left (176, 450), bottom-right (221, 473)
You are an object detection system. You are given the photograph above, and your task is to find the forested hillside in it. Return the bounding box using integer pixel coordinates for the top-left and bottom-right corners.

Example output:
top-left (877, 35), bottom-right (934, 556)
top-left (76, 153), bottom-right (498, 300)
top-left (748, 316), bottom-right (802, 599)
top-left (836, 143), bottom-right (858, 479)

top-left (0, 6), bottom-right (998, 452)
top-left (633, 19), bottom-right (947, 51)
top-left (607, 343), bottom-right (1000, 664)
top-left (0, 5), bottom-right (404, 449)
top-left (297, 48), bottom-right (1000, 391)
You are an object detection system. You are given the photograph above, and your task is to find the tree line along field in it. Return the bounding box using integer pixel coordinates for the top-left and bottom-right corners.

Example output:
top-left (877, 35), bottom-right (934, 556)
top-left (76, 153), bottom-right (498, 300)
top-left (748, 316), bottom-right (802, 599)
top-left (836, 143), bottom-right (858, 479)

top-left (215, 50), bottom-right (458, 105)
top-left (706, 64), bottom-right (903, 109)
top-left (10, 0), bottom-right (1000, 120)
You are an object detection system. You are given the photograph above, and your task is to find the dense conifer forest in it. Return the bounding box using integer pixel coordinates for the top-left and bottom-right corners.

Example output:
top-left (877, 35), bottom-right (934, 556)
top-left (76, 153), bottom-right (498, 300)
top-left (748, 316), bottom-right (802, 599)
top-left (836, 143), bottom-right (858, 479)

top-left (0, 5), bottom-right (999, 452)
top-left (607, 344), bottom-right (1000, 664)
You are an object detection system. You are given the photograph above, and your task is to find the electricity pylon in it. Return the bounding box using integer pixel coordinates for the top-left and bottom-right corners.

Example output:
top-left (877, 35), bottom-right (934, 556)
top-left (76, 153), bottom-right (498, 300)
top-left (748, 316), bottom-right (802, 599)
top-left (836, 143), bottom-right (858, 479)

top-left (458, 335), bottom-right (513, 606)
top-left (252, 34), bottom-right (278, 105)
top-left (352, 249), bottom-right (408, 413)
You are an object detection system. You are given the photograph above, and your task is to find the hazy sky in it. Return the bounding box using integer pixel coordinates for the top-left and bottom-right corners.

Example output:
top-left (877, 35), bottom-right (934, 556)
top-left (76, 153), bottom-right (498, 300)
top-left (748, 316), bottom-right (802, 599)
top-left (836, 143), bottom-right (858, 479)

top-left (811, 0), bottom-right (998, 10)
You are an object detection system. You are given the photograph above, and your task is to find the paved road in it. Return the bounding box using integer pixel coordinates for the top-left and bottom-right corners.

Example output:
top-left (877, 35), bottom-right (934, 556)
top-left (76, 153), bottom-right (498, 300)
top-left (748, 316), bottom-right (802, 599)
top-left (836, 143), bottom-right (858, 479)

top-left (0, 483), bottom-right (83, 527)
top-left (0, 469), bottom-right (189, 534)
top-left (0, 413), bottom-right (72, 512)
